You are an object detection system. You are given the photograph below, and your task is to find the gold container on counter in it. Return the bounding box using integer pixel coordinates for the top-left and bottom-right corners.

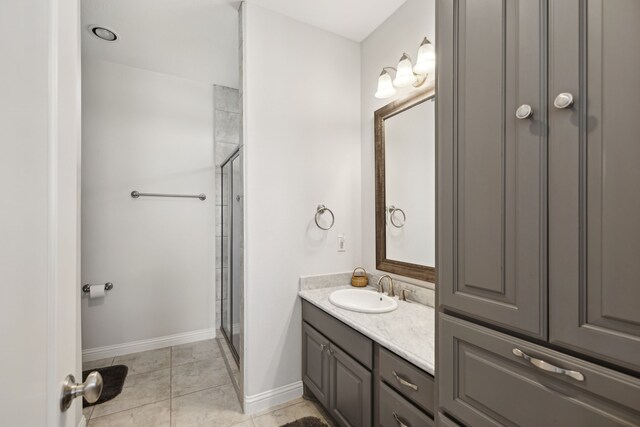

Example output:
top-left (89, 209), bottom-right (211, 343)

top-left (351, 267), bottom-right (369, 288)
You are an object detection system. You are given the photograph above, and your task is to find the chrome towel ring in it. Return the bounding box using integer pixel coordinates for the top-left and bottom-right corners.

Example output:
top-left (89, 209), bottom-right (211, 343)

top-left (315, 205), bottom-right (335, 230)
top-left (389, 206), bottom-right (406, 228)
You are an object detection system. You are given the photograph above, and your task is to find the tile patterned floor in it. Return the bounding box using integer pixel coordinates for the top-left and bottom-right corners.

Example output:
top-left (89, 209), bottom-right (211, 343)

top-left (83, 340), bottom-right (328, 427)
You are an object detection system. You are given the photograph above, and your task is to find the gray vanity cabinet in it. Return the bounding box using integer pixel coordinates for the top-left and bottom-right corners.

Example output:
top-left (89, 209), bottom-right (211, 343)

top-left (302, 320), bottom-right (372, 427)
top-left (438, 0), bottom-right (640, 366)
top-left (547, 0), bottom-right (640, 373)
top-left (436, 0), bottom-right (546, 339)
top-left (437, 0), bottom-right (640, 424)
top-left (301, 300), bottom-right (435, 426)
top-left (439, 314), bottom-right (640, 426)
top-left (302, 301), bottom-right (373, 427)
top-left (302, 323), bottom-right (330, 407)
top-left (328, 345), bottom-right (372, 427)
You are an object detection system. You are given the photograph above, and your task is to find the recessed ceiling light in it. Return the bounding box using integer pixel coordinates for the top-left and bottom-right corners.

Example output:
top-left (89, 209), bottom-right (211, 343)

top-left (90, 26), bottom-right (118, 42)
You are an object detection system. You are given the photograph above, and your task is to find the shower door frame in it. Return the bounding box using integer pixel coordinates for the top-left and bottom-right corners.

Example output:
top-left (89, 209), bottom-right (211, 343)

top-left (220, 148), bottom-right (241, 364)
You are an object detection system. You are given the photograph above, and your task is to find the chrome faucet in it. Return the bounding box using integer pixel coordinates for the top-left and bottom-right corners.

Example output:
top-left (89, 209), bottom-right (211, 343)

top-left (377, 275), bottom-right (394, 297)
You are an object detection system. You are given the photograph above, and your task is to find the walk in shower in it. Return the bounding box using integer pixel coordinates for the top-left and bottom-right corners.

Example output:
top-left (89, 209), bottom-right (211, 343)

top-left (220, 148), bottom-right (243, 362)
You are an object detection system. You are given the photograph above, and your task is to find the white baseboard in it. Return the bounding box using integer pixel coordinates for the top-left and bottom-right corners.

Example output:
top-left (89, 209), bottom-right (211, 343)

top-left (82, 328), bottom-right (216, 361)
top-left (78, 415), bottom-right (87, 427)
top-left (244, 381), bottom-right (304, 415)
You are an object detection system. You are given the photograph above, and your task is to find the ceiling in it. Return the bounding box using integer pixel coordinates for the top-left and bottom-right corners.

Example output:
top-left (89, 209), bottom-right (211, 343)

top-left (81, 0), bottom-right (239, 87)
top-left (245, 0), bottom-right (407, 42)
top-left (81, 0), bottom-right (406, 86)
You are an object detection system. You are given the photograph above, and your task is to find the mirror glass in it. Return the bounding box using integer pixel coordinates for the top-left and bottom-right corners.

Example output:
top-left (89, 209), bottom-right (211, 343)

top-left (385, 100), bottom-right (435, 266)
top-left (375, 89), bottom-right (435, 282)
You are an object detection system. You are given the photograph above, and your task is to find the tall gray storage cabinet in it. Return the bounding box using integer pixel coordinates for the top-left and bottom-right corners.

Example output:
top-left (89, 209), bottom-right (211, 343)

top-left (437, 0), bottom-right (640, 425)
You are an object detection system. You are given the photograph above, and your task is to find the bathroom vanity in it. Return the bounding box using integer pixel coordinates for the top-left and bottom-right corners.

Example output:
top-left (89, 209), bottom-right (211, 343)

top-left (299, 282), bottom-right (435, 427)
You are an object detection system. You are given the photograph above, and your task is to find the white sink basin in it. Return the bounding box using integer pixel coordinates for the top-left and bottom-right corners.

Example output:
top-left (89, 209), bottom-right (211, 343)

top-left (329, 288), bottom-right (398, 314)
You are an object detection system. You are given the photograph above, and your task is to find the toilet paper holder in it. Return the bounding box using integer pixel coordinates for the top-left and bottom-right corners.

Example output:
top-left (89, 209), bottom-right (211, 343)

top-left (82, 282), bottom-right (114, 293)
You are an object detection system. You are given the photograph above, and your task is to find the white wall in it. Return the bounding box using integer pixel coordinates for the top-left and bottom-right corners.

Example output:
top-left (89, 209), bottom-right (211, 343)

top-left (81, 59), bottom-right (215, 351)
top-left (361, 0), bottom-right (436, 287)
top-left (243, 3), bottom-right (362, 404)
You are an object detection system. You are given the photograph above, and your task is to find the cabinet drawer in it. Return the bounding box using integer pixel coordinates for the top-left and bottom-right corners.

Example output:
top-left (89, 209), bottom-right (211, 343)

top-left (302, 300), bottom-right (373, 369)
top-left (379, 383), bottom-right (434, 427)
top-left (440, 314), bottom-right (640, 427)
top-left (378, 347), bottom-right (434, 415)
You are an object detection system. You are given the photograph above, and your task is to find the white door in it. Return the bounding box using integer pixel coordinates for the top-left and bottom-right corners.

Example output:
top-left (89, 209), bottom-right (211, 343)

top-left (0, 0), bottom-right (82, 426)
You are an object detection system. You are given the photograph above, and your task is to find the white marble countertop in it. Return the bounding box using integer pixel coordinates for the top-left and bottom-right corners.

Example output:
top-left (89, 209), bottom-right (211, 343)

top-left (299, 285), bottom-right (435, 375)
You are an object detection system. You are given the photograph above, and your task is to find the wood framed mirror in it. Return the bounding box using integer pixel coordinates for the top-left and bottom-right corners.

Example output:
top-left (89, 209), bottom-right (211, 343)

top-left (375, 87), bottom-right (436, 282)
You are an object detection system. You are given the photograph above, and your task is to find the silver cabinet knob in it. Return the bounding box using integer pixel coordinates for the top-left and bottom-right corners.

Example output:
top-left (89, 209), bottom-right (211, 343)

top-left (60, 371), bottom-right (103, 411)
top-left (554, 92), bottom-right (574, 109)
top-left (515, 104), bottom-right (533, 120)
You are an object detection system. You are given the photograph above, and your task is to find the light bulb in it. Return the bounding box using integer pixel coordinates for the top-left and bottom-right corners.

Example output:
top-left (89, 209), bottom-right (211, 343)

top-left (375, 70), bottom-right (397, 99)
top-left (413, 37), bottom-right (435, 75)
top-left (393, 54), bottom-right (417, 88)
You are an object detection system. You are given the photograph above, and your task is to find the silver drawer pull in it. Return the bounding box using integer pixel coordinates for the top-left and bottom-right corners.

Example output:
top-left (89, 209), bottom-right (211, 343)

top-left (393, 412), bottom-right (410, 427)
top-left (512, 348), bottom-right (584, 382)
top-left (392, 371), bottom-right (419, 391)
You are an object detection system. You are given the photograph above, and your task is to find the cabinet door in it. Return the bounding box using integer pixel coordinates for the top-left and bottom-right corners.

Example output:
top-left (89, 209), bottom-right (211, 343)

top-left (439, 314), bottom-right (640, 427)
top-left (329, 345), bottom-right (372, 427)
top-left (549, 0), bottom-right (640, 372)
top-left (302, 322), bottom-right (330, 407)
top-left (437, 0), bottom-right (546, 338)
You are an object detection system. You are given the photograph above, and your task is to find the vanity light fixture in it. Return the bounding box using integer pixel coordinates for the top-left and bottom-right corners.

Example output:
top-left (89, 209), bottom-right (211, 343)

top-left (375, 37), bottom-right (435, 99)
top-left (413, 37), bottom-right (436, 75)
top-left (374, 69), bottom-right (397, 99)
top-left (394, 53), bottom-right (419, 87)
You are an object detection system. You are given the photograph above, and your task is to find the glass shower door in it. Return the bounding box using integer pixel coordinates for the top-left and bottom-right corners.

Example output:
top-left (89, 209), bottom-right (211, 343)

top-left (220, 149), bottom-right (242, 362)
top-left (221, 161), bottom-right (232, 349)
top-left (230, 153), bottom-right (242, 355)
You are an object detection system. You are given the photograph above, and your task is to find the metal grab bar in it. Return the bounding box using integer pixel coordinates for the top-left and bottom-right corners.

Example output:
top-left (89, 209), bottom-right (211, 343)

top-left (131, 190), bottom-right (206, 201)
